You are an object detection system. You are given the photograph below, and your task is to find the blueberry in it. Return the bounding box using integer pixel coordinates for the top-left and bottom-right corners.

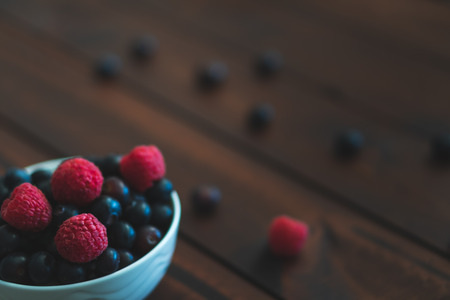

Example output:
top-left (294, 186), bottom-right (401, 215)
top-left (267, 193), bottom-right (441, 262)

top-left (31, 169), bottom-right (52, 185)
top-left (247, 103), bottom-right (275, 132)
top-left (96, 154), bottom-right (122, 178)
top-left (334, 129), bottom-right (365, 160)
top-left (431, 134), bottom-right (450, 163)
top-left (95, 247), bottom-right (120, 277)
top-left (52, 204), bottom-right (79, 228)
top-left (191, 185), bottom-right (222, 213)
top-left (117, 250), bottom-right (135, 269)
top-left (96, 54), bottom-right (122, 79)
top-left (0, 225), bottom-right (21, 257)
top-left (28, 251), bottom-right (56, 285)
top-left (0, 252), bottom-right (29, 284)
top-left (135, 225), bottom-right (162, 256)
top-left (198, 61), bottom-right (228, 89)
top-left (124, 199), bottom-right (151, 227)
top-left (132, 36), bottom-right (158, 60)
top-left (256, 50), bottom-right (283, 77)
top-left (35, 179), bottom-right (55, 205)
top-left (0, 180), bottom-right (10, 203)
top-left (150, 204), bottom-right (173, 230)
top-left (108, 221), bottom-right (136, 250)
top-left (102, 177), bottom-right (130, 206)
top-left (56, 259), bottom-right (86, 284)
top-left (3, 167), bottom-right (31, 191)
top-left (144, 178), bottom-right (173, 204)
top-left (90, 195), bottom-right (122, 227)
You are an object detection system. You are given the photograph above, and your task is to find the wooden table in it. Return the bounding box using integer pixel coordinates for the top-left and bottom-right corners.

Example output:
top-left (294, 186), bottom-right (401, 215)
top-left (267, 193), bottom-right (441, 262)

top-left (0, 1), bottom-right (449, 299)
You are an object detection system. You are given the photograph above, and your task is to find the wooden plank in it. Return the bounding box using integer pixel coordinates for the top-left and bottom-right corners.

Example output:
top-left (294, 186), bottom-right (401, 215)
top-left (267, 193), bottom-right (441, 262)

top-left (0, 19), bottom-right (448, 299)
top-left (1, 2), bottom-right (450, 255)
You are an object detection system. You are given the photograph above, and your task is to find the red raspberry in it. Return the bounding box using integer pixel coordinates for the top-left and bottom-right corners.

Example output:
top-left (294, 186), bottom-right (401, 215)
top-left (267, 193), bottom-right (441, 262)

top-left (1, 183), bottom-right (52, 232)
top-left (120, 145), bottom-right (166, 193)
top-left (51, 157), bottom-right (103, 206)
top-left (55, 213), bottom-right (108, 263)
top-left (268, 215), bottom-right (308, 256)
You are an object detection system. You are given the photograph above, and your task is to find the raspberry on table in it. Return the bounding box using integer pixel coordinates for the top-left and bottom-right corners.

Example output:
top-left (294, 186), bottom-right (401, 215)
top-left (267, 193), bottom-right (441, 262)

top-left (1, 183), bottom-right (52, 232)
top-left (51, 158), bottom-right (104, 206)
top-left (55, 213), bottom-right (108, 263)
top-left (120, 145), bottom-right (166, 193)
top-left (268, 215), bottom-right (308, 257)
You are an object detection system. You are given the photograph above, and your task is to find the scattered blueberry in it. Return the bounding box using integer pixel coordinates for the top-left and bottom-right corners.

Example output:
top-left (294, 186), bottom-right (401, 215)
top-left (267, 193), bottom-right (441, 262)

top-left (124, 199), bottom-right (151, 227)
top-left (198, 61), bottom-right (228, 89)
top-left (150, 204), bottom-right (173, 230)
top-left (145, 178), bottom-right (173, 204)
top-left (132, 36), bottom-right (159, 60)
top-left (95, 54), bottom-right (122, 79)
top-left (95, 248), bottom-right (120, 277)
top-left (334, 129), bottom-right (365, 160)
top-left (34, 179), bottom-right (55, 205)
top-left (0, 225), bottom-right (21, 257)
top-left (108, 221), bottom-right (136, 250)
top-left (256, 50), bottom-right (283, 77)
top-left (0, 180), bottom-right (9, 203)
top-left (28, 251), bottom-right (56, 285)
top-left (31, 169), bottom-right (52, 185)
top-left (102, 177), bottom-right (130, 206)
top-left (95, 153), bottom-right (122, 178)
top-left (56, 259), bottom-right (86, 284)
top-left (247, 103), bottom-right (275, 132)
top-left (135, 225), bottom-right (162, 256)
top-left (431, 134), bottom-right (450, 163)
top-left (3, 167), bottom-right (31, 191)
top-left (192, 185), bottom-right (222, 213)
top-left (0, 252), bottom-right (29, 284)
top-left (90, 195), bottom-right (122, 227)
top-left (117, 250), bottom-right (135, 269)
top-left (52, 204), bottom-right (79, 228)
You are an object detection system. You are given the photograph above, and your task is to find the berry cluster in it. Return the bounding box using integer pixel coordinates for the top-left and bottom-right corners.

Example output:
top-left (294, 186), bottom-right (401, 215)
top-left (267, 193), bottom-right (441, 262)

top-left (0, 145), bottom-right (174, 285)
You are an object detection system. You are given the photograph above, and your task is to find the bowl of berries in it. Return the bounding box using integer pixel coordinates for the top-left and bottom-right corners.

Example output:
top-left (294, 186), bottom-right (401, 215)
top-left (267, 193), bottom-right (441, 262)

top-left (0, 145), bottom-right (181, 300)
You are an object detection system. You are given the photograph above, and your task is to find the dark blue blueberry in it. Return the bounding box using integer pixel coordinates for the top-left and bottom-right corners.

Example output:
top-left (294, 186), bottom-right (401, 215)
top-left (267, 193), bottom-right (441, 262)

top-left (150, 204), bottom-right (173, 230)
top-left (192, 185), bottom-right (222, 213)
top-left (124, 199), bottom-right (151, 227)
top-left (102, 177), bottom-right (130, 206)
top-left (198, 61), bottom-right (228, 89)
top-left (35, 179), bottom-right (55, 205)
top-left (0, 225), bottom-right (21, 257)
top-left (0, 252), bottom-right (29, 284)
top-left (431, 134), bottom-right (450, 163)
top-left (0, 180), bottom-right (10, 203)
top-left (56, 259), bottom-right (86, 284)
top-left (144, 178), bottom-right (173, 204)
top-left (108, 221), bottom-right (136, 250)
top-left (132, 36), bottom-right (158, 60)
top-left (3, 167), bottom-right (31, 191)
top-left (90, 195), bottom-right (122, 227)
top-left (28, 251), bottom-right (56, 285)
top-left (135, 225), bottom-right (162, 256)
top-left (52, 204), bottom-right (79, 228)
top-left (96, 154), bottom-right (122, 178)
top-left (256, 50), bottom-right (283, 77)
top-left (95, 247), bottom-right (120, 277)
top-left (31, 169), bottom-right (52, 185)
top-left (96, 54), bottom-right (122, 79)
top-left (334, 129), bottom-right (365, 160)
top-left (117, 250), bottom-right (135, 269)
top-left (248, 103), bottom-right (275, 132)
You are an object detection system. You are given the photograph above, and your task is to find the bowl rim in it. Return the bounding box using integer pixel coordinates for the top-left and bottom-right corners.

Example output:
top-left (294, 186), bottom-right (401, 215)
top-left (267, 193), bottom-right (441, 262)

top-left (0, 157), bottom-right (181, 291)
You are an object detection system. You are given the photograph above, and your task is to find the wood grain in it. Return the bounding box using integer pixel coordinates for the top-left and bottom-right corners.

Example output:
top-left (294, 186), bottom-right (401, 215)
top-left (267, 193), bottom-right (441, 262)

top-left (1, 1), bottom-right (449, 254)
top-left (0, 18), bottom-right (448, 299)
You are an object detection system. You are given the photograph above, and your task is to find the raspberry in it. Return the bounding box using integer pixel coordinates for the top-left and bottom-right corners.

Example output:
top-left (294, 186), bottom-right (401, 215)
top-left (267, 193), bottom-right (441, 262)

top-left (1, 183), bottom-right (52, 232)
top-left (268, 215), bottom-right (308, 256)
top-left (51, 158), bottom-right (104, 206)
top-left (120, 145), bottom-right (166, 193)
top-left (55, 213), bottom-right (108, 263)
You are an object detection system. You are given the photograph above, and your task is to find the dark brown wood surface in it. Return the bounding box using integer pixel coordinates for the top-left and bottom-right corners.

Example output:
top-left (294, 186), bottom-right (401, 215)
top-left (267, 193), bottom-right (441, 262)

top-left (0, 1), bottom-right (449, 299)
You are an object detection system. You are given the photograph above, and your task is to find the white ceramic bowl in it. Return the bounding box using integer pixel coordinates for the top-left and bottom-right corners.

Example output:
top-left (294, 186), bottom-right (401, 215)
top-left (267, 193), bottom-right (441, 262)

top-left (0, 158), bottom-right (181, 300)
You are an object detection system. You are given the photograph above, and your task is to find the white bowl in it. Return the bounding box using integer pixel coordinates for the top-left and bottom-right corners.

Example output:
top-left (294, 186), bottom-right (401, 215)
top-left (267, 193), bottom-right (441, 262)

top-left (0, 158), bottom-right (181, 300)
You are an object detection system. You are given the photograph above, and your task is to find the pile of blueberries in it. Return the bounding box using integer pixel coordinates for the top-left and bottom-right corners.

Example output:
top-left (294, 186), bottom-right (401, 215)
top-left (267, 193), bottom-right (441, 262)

top-left (0, 154), bottom-right (174, 285)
